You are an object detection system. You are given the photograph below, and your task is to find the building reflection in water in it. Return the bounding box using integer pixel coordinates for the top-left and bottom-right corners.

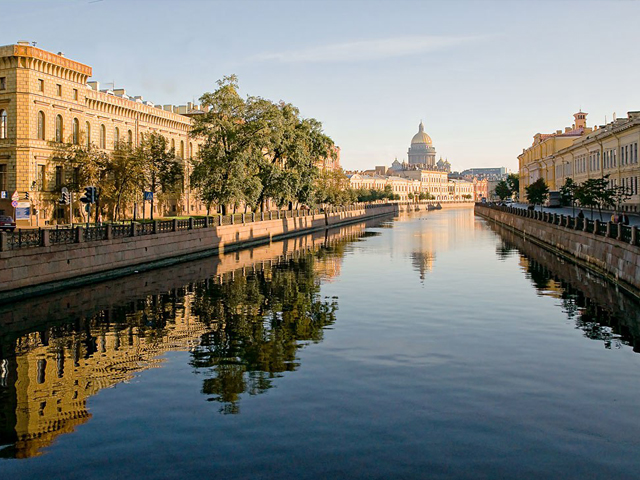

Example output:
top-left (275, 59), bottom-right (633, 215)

top-left (405, 209), bottom-right (475, 281)
top-left (490, 222), bottom-right (640, 353)
top-left (0, 221), bottom-right (377, 459)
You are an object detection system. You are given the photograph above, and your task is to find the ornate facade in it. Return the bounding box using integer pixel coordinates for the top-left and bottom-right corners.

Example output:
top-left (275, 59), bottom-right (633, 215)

top-left (0, 42), bottom-right (206, 225)
top-left (407, 121), bottom-right (437, 167)
top-left (519, 111), bottom-right (640, 211)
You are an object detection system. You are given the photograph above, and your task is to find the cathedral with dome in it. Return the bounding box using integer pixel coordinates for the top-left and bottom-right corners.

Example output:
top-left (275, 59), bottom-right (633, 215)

top-left (408, 121), bottom-right (437, 168)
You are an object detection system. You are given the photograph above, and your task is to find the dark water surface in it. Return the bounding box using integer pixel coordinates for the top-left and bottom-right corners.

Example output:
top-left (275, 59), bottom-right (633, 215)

top-left (2, 209), bottom-right (640, 479)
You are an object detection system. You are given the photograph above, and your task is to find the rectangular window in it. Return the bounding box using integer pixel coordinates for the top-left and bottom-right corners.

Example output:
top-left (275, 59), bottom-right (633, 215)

top-left (73, 167), bottom-right (79, 187)
top-left (56, 84), bottom-right (62, 96)
top-left (38, 165), bottom-right (46, 191)
top-left (55, 166), bottom-right (63, 187)
top-left (0, 77), bottom-right (5, 90)
top-left (0, 164), bottom-right (6, 190)
top-left (38, 79), bottom-right (44, 92)
top-left (73, 89), bottom-right (78, 101)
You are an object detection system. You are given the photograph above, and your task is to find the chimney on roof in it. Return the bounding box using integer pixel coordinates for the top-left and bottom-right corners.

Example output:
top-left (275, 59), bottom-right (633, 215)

top-left (565, 127), bottom-right (571, 133)
top-left (17, 41), bottom-right (30, 46)
top-left (162, 105), bottom-right (172, 112)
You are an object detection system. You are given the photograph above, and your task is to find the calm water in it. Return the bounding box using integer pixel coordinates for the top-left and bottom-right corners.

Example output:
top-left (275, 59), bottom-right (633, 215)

top-left (2, 208), bottom-right (640, 479)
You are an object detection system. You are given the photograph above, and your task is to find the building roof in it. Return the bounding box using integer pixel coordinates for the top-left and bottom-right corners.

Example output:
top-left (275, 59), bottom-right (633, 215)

top-left (411, 121), bottom-right (432, 145)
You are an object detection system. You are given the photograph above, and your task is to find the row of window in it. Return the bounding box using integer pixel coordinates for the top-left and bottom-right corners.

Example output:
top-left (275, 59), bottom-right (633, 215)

top-left (35, 111), bottom-right (189, 157)
top-left (574, 144), bottom-right (638, 175)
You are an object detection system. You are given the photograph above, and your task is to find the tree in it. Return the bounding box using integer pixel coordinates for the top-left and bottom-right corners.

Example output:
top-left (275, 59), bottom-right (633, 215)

top-left (190, 76), bottom-right (336, 214)
top-left (135, 132), bottom-right (183, 219)
top-left (559, 177), bottom-right (577, 214)
top-left (506, 173), bottom-right (519, 200)
top-left (51, 135), bottom-right (109, 223)
top-left (575, 176), bottom-right (612, 220)
top-left (494, 180), bottom-right (511, 200)
top-left (525, 178), bottom-right (549, 210)
top-left (107, 141), bottom-right (146, 221)
top-left (314, 168), bottom-right (353, 206)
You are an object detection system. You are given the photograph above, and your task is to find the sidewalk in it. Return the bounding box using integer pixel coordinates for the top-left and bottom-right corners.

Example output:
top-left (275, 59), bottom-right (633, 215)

top-left (511, 203), bottom-right (640, 227)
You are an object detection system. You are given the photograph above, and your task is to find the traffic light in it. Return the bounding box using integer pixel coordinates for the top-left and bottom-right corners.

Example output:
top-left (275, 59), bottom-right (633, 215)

top-left (25, 191), bottom-right (29, 200)
top-left (80, 186), bottom-right (96, 204)
top-left (59, 191), bottom-right (70, 205)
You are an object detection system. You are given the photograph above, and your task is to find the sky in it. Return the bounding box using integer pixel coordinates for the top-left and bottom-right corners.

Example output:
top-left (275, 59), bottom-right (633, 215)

top-left (2, 0), bottom-right (640, 172)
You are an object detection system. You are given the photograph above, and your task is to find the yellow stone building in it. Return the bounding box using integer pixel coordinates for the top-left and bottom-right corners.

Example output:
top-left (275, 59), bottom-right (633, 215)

top-left (519, 110), bottom-right (640, 211)
top-left (0, 42), bottom-right (206, 224)
top-left (518, 112), bottom-right (590, 199)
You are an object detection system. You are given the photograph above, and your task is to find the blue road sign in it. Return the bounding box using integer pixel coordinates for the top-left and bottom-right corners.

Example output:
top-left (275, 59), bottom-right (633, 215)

top-left (144, 191), bottom-right (153, 201)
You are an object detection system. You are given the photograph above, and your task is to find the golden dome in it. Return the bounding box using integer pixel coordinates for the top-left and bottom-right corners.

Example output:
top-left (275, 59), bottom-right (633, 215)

top-left (411, 121), bottom-right (432, 145)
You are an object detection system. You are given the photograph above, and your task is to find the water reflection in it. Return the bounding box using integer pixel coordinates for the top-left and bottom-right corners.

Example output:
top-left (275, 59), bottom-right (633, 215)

top-left (490, 222), bottom-right (640, 353)
top-left (0, 220), bottom-right (379, 458)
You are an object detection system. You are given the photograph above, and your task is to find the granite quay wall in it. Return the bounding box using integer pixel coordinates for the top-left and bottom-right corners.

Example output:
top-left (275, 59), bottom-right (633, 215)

top-left (475, 204), bottom-right (640, 297)
top-left (0, 204), bottom-right (397, 300)
top-left (0, 219), bottom-right (378, 338)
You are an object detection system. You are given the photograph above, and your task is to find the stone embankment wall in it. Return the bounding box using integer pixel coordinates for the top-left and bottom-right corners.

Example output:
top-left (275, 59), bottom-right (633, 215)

top-left (0, 204), bottom-right (396, 299)
top-left (475, 204), bottom-right (640, 297)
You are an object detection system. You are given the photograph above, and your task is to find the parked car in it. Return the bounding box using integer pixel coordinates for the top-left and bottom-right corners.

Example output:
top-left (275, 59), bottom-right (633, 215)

top-left (0, 215), bottom-right (16, 231)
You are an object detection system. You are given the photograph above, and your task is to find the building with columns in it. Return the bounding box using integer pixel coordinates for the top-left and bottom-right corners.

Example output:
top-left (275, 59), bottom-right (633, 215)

top-left (519, 110), bottom-right (640, 212)
top-left (0, 42), bottom-right (206, 224)
top-left (407, 121), bottom-right (437, 167)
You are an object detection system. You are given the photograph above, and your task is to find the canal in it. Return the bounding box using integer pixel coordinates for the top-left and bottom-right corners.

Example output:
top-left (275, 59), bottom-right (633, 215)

top-left (2, 208), bottom-right (640, 479)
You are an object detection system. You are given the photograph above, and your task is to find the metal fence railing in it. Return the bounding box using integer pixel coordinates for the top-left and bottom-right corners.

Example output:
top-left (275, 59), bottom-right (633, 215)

top-left (476, 203), bottom-right (640, 248)
top-left (0, 203), bottom-right (396, 252)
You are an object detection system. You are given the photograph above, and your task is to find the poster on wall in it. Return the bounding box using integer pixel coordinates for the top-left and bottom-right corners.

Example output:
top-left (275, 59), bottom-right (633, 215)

top-left (15, 201), bottom-right (31, 220)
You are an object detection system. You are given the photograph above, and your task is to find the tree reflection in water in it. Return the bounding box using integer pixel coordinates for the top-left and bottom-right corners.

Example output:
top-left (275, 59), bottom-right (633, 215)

top-left (190, 256), bottom-right (338, 414)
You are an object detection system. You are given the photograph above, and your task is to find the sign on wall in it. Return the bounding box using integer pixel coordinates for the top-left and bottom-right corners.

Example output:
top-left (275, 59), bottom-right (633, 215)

top-left (15, 201), bottom-right (31, 220)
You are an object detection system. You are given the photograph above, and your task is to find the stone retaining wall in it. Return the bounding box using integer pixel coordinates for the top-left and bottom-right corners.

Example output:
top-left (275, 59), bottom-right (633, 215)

top-left (475, 205), bottom-right (640, 297)
top-left (0, 204), bottom-right (396, 298)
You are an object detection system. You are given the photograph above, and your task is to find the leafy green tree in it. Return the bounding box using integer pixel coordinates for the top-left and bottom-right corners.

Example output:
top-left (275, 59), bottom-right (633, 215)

top-left (494, 180), bottom-right (511, 200)
top-left (107, 141), bottom-right (146, 221)
top-left (525, 178), bottom-right (549, 210)
top-left (575, 176), bottom-right (613, 220)
top-left (314, 168), bottom-right (353, 206)
top-left (190, 76), bottom-right (262, 215)
top-left (135, 132), bottom-right (183, 219)
top-left (559, 177), bottom-right (577, 214)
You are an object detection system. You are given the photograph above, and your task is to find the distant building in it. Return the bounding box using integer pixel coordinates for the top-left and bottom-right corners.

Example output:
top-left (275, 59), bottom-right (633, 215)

top-left (408, 121), bottom-right (437, 168)
top-left (459, 167), bottom-right (506, 179)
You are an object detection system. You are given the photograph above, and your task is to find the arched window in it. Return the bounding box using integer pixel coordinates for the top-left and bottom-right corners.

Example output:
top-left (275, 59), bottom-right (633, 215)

top-left (100, 124), bottom-right (106, 148)
top-left (189, 142), bottom-right (193, 158)
top-left (55, 114), bottom-right (63, 143)
top-left (127, 130), bottom-right (133, 146)
top-left (85, 121), bottom-right (91, 147)
top-left (114, 127), bottom-right (120, 147)
top-left (72, 118), bottom-right (79, 145)
top-left (37, 111), bottom-right (45, 140)
top-left (180, 140), bottom-right (184, 159)
top-left (171, 138), bottom-right (175, 151)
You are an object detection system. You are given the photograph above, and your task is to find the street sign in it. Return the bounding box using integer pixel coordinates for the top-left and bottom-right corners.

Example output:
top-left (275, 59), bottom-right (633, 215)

top-left (144, 191), bottom-right (153, 201)
top-left (11, 190), bottom-right (19, 201)
top-left (16, 201), bottom-right (30, 220)
top-left (11, 200), bottom-right (18, 207)
top-left (0, 191), bottom-right (7, 199)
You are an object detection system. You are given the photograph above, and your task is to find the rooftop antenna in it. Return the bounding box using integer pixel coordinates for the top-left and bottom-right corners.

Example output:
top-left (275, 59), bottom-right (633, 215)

top-left (31, 41), bottom-right (37, 47)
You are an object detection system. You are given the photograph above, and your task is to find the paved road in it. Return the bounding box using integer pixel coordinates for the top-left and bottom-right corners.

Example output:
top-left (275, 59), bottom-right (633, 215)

top-left (509, 203), bottom-right (640, 227)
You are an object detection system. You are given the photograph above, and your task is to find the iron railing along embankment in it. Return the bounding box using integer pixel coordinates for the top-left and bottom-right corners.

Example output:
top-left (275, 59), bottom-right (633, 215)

top-left (476, 203), bottom-right (640, 248)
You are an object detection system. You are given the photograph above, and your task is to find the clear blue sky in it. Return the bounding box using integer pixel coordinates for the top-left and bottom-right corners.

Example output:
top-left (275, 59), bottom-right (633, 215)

top-left (3, 0), bottom-right (639, 172)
